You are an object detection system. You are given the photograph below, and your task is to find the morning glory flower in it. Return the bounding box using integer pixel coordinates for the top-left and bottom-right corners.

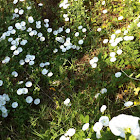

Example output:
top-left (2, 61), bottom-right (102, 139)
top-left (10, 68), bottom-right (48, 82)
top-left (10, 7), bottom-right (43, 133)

top-left (99, 116), bottom-right (109, 126)
top-left (34, 98), bottom-right (40, 105)
top-left (97, 28), bottom-right (101, 32)
top-left (28, 16), bottom-right (34, 23)
top-left (42, 69), bottom-right (48, 75)
top-left (93, 122), bottom-right (103, 132)
top-left (0, 80), bottom-right (3, 86)
top-left (109, 114), bottom-right (140, 138)
top-left (78, 39), bottom-right (84, 45)
top-left (110, 52), bottom-right (116, 57)
top-left (26, 96), bottom-right (33, 103)
top-left (115, 72), bottom-right (122, 78)
top-left (117, 49), bottom-right (122, 55)
top-left (118, 16), bottom-right (123, 20)
top-left (100, 88), bottom-right (107, 94)
top-left (64, 98), bottom-right (71, 106)
top-left (102, 9), bottom-right (107, 14)
top-left (100, 105), bottom-right (107, 113)
top-left (11, 71), bottom-right (18, 77)
top-left (65, 128), bottom-right (76, 137)
top-left (124, 101), bottom-right (133, 107)
top-left (82, 123), bottom-right (89, 131)
top-left (103, 39), bottom-right (108, 44)
top-left (12, 102), bottom-right (18, 108)
top-left (25, 81), bottom-right (32, 87)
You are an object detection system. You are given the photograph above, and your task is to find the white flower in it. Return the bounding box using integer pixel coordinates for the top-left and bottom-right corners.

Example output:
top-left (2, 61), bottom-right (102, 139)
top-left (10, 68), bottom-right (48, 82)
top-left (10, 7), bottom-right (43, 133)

top-left (65, 128), bottom-right (76, 137)
top-left (12, 102), bottom-right (18, 108)
top-left (17, 88), bottom-right (23, 95)
top-left (0, 80), bottom-right (3, 86)
top-left (38, 3), bottom-right (43, 6)
top-left (100, 88), bottom-right (107, 94)
top-left (65, 28), bottom-right (70, 33)
top-left (47, 72), bottom-right (53, 77)
top-left (95, 93), bottom-right (100, 98)
top-left (65, 17), bottom-right (69, 21)
top-left (75, 32), bottom-right (79, 37)
top-left (40, 63), bottom-right (45, 67)
top-left (91, 63), bottom-right (97, 68)
top-left (25, 81), bottom-right (32, 87)
top-left (117, 49), bottom-right (122, 55)
top-left (15, 23), bottom-right (22, 29)
top-left (47, 28), bottom-right (52, 33)
top-left (42, 69), bottom-right (48, 75)
top-left (44, 19), bottom-right (49, 23)
top-left (78, 40), bottom-right (84, 45)
top-left (102, 1), bottom-right (105, 5)
top-left (29, 61), bottom-right (34, 65)
top-left (82, 123), bottom-right (89, 131)
top-left (118, 16), bottom-right (123, 20)
top-left (115, 29), bottom-right (121, 34)
top-left (99, 116), bottom-right (109, 126)
top-left (110, 52), bottom-right (116, 57)
top-left (102, 9), bottom-right (107, 14)
top-left (19, 59), bottom-right (25, 65)
top-left (2, 112), bottom-right (8, 118)
top-left (93, 122), bottom-right (103, 132)
top-left (64, 98), bottom-right (71, 106)
top-left (1, 106), bottom-right (7, 113)
top-left (34, 98), bottom-right (40, 105)
top-left (40, 37), bottom-right (45, 41)
top-left (103, 39), bottom-right (108, 44)
top-left (2, 56), bottom-right (10, 64)
top-left (96, 131), bottom-right (102, 139)
top-left (22, 88), bottom-right (28, 94)
top-left (137, 22), bottom-right (140, 27)
top-left (12, 71), bottom-right (18, 77)
top-left (90, 57), bottom-right (98, 64)
top-left (53, 49), bottom-right (58, 53)
top-left (109, 114), bottom-right (140, 138)
top-left (85, 139), bottom-right (91, 140)
top-left (78, 25), bottom-right (83, 29)
top-left (115, 72), bottom-right (122, 78)
top-left (82, 28), bottom-right (87, 32)
top-left (60, 135), bottom-right (70, 140)
top-left (26, 96), bottom-right (33, 103)
top-left (14, 8), bottom-right (18, 13)
top-left (97, 28), bottom-right (101, 32)
top-left (100, 105), bottom-right (107, 113)
top-left (110, 57), bottom-right (116, 62)
top-left (13, 0), bottom-right (18, 4)
top-left (19, 9), bottom-right (24, 15)
top-left (28, 16), bottom-right (34, 23)
top-left (124, 101), bottom-right (133, 107)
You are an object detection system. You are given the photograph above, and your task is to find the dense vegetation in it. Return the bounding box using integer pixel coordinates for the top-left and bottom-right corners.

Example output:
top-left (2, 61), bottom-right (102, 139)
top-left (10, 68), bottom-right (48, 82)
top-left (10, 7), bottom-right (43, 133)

top-left (0, 0), bottom-right (140, 139)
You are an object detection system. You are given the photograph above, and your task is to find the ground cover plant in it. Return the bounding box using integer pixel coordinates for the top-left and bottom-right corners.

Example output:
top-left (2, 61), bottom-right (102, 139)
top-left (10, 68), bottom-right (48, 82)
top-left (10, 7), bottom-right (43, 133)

top-left (0, 0), bottom-right (140, 139)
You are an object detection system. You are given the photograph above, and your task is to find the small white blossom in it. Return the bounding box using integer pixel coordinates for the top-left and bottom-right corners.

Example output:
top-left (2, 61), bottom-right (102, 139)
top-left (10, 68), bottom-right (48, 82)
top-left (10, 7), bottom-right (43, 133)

top-left (99, 116), bottom-right (109, 126)
top-left (65, 128), bottom-right (76, 137)
top-left (12, 102), bottom-right (18, 108)
top-left (118, 16), bottom-right (123, 20)
top-left (100, 105), bottom-right (107, 113)
top-left (93, 122), bottom-right (103, 132)
top-left (115, 72), bottom-right (122, 78)
top-left (82, 123), bottom-right (89, 131)
top-left (124, 101), bottom-right (133, 107)
top-left (97, 28), bottom-right (101, 32)
top-left (26, 96), bottom-right (33, 103)
top-left (34, 98), bottom-right (40, 105)
top-left (102, 9), bottom-right (107, 14)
